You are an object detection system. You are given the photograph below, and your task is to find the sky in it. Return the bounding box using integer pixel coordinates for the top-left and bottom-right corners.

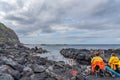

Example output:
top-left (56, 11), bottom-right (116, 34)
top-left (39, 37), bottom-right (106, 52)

top-left (0, 0), bottom-right (120, 44)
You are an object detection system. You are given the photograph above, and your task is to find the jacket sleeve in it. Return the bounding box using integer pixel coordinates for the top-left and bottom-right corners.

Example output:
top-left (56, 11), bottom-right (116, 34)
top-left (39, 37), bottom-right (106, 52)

top-left (91, 58), bottom-right (94, 63)
top-left (118, 61), bottom-right (120, 68)
top-left (117, 57), bottom-right (119, 61)
top-left (108, 57), bottom-right (113, 64)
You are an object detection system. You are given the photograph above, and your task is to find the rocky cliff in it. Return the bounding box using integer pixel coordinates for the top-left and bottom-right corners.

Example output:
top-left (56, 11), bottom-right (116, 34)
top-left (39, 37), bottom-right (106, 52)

top-left (0, 23), bottom-right (20, 43)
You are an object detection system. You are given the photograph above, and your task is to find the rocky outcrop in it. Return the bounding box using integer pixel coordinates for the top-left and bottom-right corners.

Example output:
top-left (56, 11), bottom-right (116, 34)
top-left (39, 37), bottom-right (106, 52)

top-left (60, 48), bottom-right (93, 65)
top-left (31, 47), bottom-right (48, 53)
top-left (0, 45), bottom-right (119, 80)
top-left (0, 45), bottom-right (88, 80)
top-left (0, 23), bottom-right (19, 44)
top-left (60, 48), bottom-right (120, 65)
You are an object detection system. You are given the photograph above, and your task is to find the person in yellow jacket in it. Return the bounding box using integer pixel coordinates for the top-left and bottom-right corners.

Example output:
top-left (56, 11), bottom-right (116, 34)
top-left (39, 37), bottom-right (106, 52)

top-left (117, 60), bottom-right (120, 73)
top-left (108, 53), bottom-right (119, 71)
top-left (91, 53), bottom-right (105, 74)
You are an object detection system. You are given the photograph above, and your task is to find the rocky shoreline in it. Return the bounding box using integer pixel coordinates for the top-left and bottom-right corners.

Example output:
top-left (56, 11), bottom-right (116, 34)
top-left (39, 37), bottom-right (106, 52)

top-left (60, 48), bottom-right (120, 80)
top-left (60, 48), bottom-right (120, 64)
top-left (0, 43), bottom-right (90, 80)
top-left (0, 43), bottom-right (120, 80)
top-left (1, 22), bottom-right (119, 80)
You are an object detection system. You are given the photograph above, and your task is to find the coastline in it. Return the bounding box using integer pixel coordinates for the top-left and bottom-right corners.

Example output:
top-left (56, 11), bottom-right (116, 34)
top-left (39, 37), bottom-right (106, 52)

top-left (0, 43), bottom-right (120, 80)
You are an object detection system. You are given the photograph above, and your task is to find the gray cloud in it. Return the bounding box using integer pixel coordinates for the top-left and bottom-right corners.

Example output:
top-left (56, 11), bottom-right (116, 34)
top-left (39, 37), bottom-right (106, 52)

top-left (16, 0), bottom-right (25, 8)
top-left (91, 0), bottom-right (120, 18)
top-left (1, 0), bottom-right (120, 43)
top-left (0, 1), bottom-right (17, 12)
top-left (5, 14), bottom-right (37, 25)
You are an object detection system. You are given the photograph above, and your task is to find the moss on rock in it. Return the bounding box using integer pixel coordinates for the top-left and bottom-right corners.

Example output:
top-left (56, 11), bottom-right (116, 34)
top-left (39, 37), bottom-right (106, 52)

top-left (0, 23), bottom-right (20, 43)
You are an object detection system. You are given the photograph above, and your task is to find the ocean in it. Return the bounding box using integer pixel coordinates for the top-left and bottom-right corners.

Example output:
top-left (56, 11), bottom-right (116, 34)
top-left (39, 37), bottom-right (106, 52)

top-left (24, 44), bottom-right (120, 62)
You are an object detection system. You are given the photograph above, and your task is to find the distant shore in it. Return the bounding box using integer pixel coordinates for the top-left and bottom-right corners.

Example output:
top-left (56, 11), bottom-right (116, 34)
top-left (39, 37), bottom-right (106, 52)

top-left (25, 44), bottom-right (120, 46)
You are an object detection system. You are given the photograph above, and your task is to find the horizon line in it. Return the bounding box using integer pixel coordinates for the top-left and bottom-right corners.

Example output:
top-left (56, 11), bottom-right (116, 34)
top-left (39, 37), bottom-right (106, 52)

top-left (24, 43), bottom-right (120, 45)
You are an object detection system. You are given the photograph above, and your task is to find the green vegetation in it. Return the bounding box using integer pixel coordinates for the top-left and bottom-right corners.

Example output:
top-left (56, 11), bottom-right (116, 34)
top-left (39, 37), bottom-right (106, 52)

top-left (0, 23), bottom-right (19, 43)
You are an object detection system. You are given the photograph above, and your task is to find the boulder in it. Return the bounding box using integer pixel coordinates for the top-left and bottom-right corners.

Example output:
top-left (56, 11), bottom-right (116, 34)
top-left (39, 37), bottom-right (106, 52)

top-left (0, 65), bottom-right (21, 80)
top-left (0, 73), bottom-right (14, 80)
top-left (20, 77), bottom-right (31, 80)
top-left (31, 72), bottom-right (48, 80)
top-left (22, 67), bottom-right (33, 77)
top-left (31, 64), bottom-right (46, 73)
top-left (0, 56), bottom-right (24, 72)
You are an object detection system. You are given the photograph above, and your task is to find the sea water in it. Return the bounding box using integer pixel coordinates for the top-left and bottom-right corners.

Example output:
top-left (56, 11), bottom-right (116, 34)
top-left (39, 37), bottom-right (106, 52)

top-left (24, 44), bottom-right (120, 62)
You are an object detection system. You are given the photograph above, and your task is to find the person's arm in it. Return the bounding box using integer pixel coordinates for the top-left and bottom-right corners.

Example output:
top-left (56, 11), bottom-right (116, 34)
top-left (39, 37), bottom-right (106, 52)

top-left (91, 57), bottom-right (94, 63)
top-left (117, 57), bottom-right (119, 61)
top-left (108, 57), bottom-right (112, 65)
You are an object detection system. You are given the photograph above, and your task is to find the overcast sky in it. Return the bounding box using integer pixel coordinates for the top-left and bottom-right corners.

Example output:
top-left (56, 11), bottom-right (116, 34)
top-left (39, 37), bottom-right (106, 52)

top-left (0, 0), bottom-right (120, 44)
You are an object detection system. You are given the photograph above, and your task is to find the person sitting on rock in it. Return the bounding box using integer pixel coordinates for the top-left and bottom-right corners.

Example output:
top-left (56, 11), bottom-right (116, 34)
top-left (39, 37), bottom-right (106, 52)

top-left (117, 59), bottom-right (120, 73)
top-left (108, 53), bottom-right (119, 72)
top-left (91, 53), bottom-right (105, 75)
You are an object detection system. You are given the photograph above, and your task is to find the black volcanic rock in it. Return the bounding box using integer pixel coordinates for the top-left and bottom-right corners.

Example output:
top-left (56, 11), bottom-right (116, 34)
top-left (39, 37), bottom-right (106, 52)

top-left (60, 48), bottom-right (114, 65)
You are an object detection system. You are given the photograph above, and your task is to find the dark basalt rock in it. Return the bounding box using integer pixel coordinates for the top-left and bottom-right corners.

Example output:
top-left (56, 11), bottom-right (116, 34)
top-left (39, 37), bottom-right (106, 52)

top-left (31, 64), bottom-right (46, 73)
top-left (0, 45), bottom-right (87, 80)
top-left (0, 73), bottom-right (14, 80)
top-left (31, 47), bottom-right (48, 54)
top-left (60, 48), bottom-right (120, 65)
top-left (0, 45), bottom-right (119, 80)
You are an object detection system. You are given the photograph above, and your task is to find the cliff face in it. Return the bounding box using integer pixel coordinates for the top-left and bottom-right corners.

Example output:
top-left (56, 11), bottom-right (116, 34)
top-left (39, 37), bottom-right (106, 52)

top-left (0, 23), bottom-right (20, 43)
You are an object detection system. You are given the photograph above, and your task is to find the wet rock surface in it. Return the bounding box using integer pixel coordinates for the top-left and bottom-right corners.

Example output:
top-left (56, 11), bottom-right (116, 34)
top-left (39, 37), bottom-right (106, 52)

top-left (60, 48), bottom-right (120, 80)
top-left (0, 43), bottom-right (120, 80)
top-left (0, 43), bottom-right (88, 80)
top-left (31, 46), bottom-right (48, 53)
top-left (60, 48), bottom-right (120, 65)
